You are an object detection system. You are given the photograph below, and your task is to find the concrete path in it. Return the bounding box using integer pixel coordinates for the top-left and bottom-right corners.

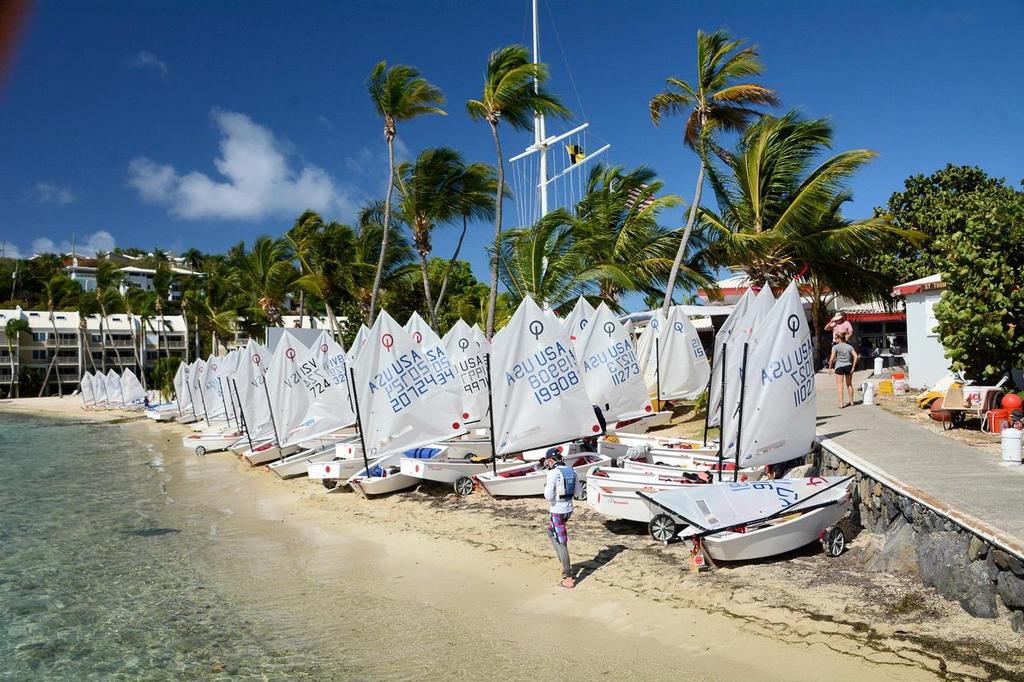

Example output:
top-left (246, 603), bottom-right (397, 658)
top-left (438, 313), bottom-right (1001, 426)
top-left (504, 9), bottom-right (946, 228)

top-left (814, 371), bottom-right (1024, 556)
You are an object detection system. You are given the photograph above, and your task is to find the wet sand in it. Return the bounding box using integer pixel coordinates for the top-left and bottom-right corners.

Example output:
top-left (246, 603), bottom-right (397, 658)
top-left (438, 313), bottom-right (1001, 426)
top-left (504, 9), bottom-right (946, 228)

top-left (5, 397), bottom-right (1024, 680)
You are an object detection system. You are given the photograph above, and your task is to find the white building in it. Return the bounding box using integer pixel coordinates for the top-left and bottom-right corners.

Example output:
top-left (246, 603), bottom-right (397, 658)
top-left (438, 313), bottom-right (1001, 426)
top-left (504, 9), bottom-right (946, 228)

top-left (63, 257), bottom-right (199, 301)
top-left (892, 274), bottom-right (950, 389)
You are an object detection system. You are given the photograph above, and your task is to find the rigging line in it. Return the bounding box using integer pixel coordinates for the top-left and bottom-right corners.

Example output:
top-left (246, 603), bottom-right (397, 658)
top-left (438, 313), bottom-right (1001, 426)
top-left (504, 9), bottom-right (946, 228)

top-left (543, 0), bottom-right (586, 122)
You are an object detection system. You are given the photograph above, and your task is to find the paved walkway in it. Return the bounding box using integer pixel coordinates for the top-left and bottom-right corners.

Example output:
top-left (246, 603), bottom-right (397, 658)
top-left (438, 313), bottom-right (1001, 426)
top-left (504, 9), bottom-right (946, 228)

top-left (814, 371), bottom-right (1024, 557)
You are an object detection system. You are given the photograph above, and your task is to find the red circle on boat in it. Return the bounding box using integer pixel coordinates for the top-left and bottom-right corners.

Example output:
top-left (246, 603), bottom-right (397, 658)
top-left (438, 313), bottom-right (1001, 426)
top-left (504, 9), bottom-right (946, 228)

top-left (592, 425), bottom-right (600, 432)
top-left (415, 464), bottom-right (420, 473)
top-left (452, 422), bottom-right (460, 430)
top-left (325, 465), bottom-right (331, 473)
top-left (462, 412), bottom-right (470, 420)
top-left (645, 405), bottom-right (652, 412)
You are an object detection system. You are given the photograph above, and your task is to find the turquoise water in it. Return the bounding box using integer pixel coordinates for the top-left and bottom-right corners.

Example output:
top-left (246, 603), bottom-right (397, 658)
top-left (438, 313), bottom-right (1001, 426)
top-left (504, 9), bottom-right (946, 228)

top-left (0, 414), bottom-right (328, 679)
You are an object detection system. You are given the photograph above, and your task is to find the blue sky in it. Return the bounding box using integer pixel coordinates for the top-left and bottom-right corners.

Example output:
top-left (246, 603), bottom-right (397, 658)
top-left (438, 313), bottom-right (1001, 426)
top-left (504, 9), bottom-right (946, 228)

top-left (1, 0), bottom-right (1022, 309)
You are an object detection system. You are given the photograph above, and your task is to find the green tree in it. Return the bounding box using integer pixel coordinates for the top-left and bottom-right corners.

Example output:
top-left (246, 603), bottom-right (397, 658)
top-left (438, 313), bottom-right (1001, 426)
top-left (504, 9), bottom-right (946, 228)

top-left (94, 260), bottom-right (126, 371)
top-left (37, 274), bottom-right (79, 396)
top-left (366, 61), bottom-right (446, 325)
top-left (233, 236), bottom-right (298, 328)
top-left (4, 318), bottom-right (29, 397)
top-left (357, 200), bottom-right (419, 319)
top-left (649, 29), bottom-right (778, 314)
top-left (467, 44), bottom-right (570, 337)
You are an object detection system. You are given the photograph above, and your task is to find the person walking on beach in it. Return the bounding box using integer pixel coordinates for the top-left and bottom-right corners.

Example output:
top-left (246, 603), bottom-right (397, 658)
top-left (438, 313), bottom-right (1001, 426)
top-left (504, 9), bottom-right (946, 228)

top-left (829, 331), bottom-right (859, 408)
top-left (542, 449), bottom-right (580, 589)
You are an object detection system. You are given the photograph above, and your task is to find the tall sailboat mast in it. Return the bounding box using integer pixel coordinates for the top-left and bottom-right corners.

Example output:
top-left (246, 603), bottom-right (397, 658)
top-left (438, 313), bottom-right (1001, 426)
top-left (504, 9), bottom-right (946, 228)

top-left (532, 0), bottom-right (549, 217)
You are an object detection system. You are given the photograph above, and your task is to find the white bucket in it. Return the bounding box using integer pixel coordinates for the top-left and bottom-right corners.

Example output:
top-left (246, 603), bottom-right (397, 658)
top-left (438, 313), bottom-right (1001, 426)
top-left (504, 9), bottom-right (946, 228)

top-left (1002, 429), bottom-right (1023, 466)
top-left (893, 378), bottom-right (908, 395)
top-left (873, 357), bottom-right (884, 376)
top-left (862, 381), bottom-right (875, 406)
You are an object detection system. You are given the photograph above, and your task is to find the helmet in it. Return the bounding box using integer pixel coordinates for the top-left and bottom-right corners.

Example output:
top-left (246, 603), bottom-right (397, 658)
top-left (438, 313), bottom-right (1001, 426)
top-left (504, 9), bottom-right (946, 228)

top-left (542, 448), bottom-right (564, 469)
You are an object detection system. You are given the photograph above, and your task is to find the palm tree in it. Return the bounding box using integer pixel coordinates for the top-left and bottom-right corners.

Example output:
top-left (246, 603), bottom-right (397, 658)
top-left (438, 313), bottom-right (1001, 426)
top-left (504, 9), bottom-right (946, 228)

top-left (37, 274), bottom-right (77, 397)
top-left (366, 61), bottom-right (446, 325)
top-left (75, 288), bottom-right (99, 376)
top-left (356, 200), bottom-right (419, 319)
top-left (94, 260), bottom-right (125, 372)
top-left (234, 236), bottom-right (298, 328)
top-left (467, 44), bottom-right (570, 337)
top-left (498, 210), bottom-right (590, 312)
top-left (570, 164), bottom-right (712, 307)
top-left (5, 318), bottom-right (29, 397)
top-left (433, 162), bottom-right (501, 318)
top-left (288, 214), bottom-right (361, 342)
top-left (649, 29), bottom-right (778, 314)
top-left (700, 112), bottom-right (922, 359)
top-left (393, 147), bottom-right (469, 329)
top-left (151, 262), bottom-right (174, 360)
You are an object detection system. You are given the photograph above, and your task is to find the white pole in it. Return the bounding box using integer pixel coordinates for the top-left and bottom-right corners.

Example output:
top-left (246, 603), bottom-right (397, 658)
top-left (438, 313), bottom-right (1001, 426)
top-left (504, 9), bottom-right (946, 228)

top-left (532, 0), bottom-right (548, 218)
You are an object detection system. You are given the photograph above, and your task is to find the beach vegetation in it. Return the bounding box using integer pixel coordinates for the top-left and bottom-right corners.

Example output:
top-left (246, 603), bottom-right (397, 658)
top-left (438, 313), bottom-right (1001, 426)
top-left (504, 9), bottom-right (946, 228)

top-left (4, 317), bottom-right (30, 397)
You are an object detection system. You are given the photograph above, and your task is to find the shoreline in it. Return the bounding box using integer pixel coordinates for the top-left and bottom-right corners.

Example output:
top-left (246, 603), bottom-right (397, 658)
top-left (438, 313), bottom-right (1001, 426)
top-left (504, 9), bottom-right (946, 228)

top-left (4, 398), bottom-right (1024, 679)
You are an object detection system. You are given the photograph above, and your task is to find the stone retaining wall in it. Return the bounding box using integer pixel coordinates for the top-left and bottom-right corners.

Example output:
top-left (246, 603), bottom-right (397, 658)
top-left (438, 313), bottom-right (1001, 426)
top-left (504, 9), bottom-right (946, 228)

top-left (809, 444), bottom-right (1024, 631)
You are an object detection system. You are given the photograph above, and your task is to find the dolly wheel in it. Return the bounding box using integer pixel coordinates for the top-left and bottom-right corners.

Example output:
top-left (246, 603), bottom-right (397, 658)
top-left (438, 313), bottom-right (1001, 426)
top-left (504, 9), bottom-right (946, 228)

top-left (195, 445), bottom-right (207, 457)
top-left (649, 514), bottom-right (677, 544)
top-left (824, 526), bottom-right (846, 557)
top-left (322, 478), bottom-right (338, 490)
top-left (454, 476), bottom-right (475, 497)
top-left (573, 480), bottom-right (587, 501)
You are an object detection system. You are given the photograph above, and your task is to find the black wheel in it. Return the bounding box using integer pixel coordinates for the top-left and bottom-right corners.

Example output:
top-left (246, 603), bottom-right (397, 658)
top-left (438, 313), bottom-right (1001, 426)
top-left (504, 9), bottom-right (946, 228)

top-left (823, 526), bottom-right (846, 557)
top-left (195, 445), bottom-right (206, 457)
top-left (573, 480), bottom-right (587, 501)
top-left (322, 478), bottom-right (338, 490)
top-left (454, 476), bottom-right (475, 497)
top-left (648, 514), bottom-right (677, 544)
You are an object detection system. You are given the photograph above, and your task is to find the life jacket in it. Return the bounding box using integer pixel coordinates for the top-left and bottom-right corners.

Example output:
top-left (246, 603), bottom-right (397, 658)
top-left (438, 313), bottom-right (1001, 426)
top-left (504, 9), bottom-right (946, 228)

top-left (556, 464), bottom-right (577, 501)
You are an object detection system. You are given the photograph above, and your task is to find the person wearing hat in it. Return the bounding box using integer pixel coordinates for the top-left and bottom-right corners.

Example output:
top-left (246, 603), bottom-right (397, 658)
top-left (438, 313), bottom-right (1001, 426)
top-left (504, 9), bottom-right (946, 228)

top-left (542, 448), bottom-right (580, 588)
top-left (825, 311), bottom-right (853, 343)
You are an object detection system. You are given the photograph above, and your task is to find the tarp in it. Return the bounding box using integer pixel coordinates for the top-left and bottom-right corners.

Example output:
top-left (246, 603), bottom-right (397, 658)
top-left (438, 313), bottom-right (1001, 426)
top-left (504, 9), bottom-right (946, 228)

top-left (575, 302), bottom-right (652, 422)
top-left (491, 296), bottom-right (601, 455)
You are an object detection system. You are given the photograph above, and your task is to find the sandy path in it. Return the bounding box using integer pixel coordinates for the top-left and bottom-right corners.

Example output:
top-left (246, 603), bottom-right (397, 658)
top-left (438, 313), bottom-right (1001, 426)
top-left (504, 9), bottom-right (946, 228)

top-left (5, 398), bottom-right (1023, 680)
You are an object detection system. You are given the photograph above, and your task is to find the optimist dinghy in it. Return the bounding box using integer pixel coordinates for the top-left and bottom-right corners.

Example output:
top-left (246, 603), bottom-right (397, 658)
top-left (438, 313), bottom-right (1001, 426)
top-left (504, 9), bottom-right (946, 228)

top-left (475, 449), bottom-right (609, 497)
top-left (180, 430), bottom-right (244, 456)
top-left (268, 433), bottom-right (361, 479)
top-left (638, 476), bottom-right (854, 561)
top-left (307, 441), bottom-right (382, 490)
top-left (347, 447), bottom-right (448, 496)
top-left (587, 466), bottom-right (708, 523)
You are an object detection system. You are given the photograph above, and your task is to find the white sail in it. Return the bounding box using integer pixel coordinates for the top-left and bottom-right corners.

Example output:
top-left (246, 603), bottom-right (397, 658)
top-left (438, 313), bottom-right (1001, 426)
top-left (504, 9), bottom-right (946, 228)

top-left (203, 354), bottom-right (229, 420)
top-left (80, 372), bottom-right (94, 406)
top-left (443, 319), bottom-right (490, 424)
top-left (352, 311), bottom-right (466, 458)
top-left (404, 311), bottom-right (437, 348)
top-left (575, 303), bottom-right (652, 421)
top-left (564, 296), bottom-right (596, 344)
top-left (641, 476), bottom-right (852, 534)
top-left (711, 285), bottom-right (776, 429)
top-left (106, 369), bottom-right (124, 406)
top-left (234, 341), bottom-right (274, 439)
top-left (190, 359), bottom-right (209, 418)
top-left (637, 313), bottom-right (665, 396)
top-left (491, 296), bottom-right (601, 455)
top-left (92, 371), bottom-right (107, 406)
top-left (348, 324), bottom-right (370, 364)
top-left (121, 369), bottom-right (147, 404)
top-left (725, 281), bottom-right (816, 468)
top-left (656, 306), bottom-right (711, 401)
top-left (172, 362), bottom-right (191, 413)
top-left (707, 289), bottom-right (751, 426)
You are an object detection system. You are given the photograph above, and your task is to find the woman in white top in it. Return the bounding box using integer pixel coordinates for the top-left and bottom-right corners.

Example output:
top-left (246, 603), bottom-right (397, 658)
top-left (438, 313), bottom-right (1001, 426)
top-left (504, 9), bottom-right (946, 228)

top-left (829, 331), bottom-right (860, 408)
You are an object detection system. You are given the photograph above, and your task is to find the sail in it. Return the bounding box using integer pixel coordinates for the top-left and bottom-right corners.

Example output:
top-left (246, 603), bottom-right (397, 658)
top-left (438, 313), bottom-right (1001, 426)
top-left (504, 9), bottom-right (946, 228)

top-left (404, 311), bottom-right (438, 348)
top-left (267, 330), bottom-right (355, 446)
top-left (728, 281), bottom-right (817, 468)
top-left (637, 313), bottom-right (665, 396)
top-left (93, 371), bottom-right (107, 406)
top-left (564, 296), bottom-right (596, 344)
top-left (707, 289), bottom-right (752, 426)
top-left (106, 369), bottom-right (124, 406)
top-left (712, 285), bottom-right (777, 429)
top-left (575, 303), bottom-right (652, 422)
top-left (172, 362), bottom-right (191, 413)
top-left (234, 341), bottom-right (274, 440)
top-left (121, 369), bottom-right (147, 404)
top-left (348, 324), bottom-right (370, 364)
top-left (656, 306), bottom-right (711, 400)
top-left (190, 359), bottom-right (209, 418)
top-left (641, 476), bottom-right (852, 534)
top-left (203, 355), bottom-right (229, 420)
top-left (80, 372), bottom-right (94, 406)
top-left (491, 296), bottom-right (601, 455)
top-left (352, 311), bottom-right (466, 458)
top-left (443, 319), bottom-right (490, 424)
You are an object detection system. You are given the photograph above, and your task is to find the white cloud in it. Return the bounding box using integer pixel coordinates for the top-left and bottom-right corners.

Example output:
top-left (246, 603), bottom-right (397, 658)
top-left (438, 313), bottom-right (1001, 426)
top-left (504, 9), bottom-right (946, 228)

top-left (1, 242), bottom-right (23, 259)
top-left (27, 230), bottom-right (115, 257)
top-left (128, 109), bottom-right (360, 221)
top-left (32, 182), bottom-right (76, 205)
top-left (129, 50), bottom-right (168, 78)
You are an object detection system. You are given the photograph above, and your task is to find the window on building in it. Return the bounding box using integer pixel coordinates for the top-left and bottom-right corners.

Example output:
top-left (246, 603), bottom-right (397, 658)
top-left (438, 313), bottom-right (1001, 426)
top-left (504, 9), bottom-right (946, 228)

top-left (32, 332), bottom-right (47, 342)
top-left (31, 350), bottom-right (49, 360)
